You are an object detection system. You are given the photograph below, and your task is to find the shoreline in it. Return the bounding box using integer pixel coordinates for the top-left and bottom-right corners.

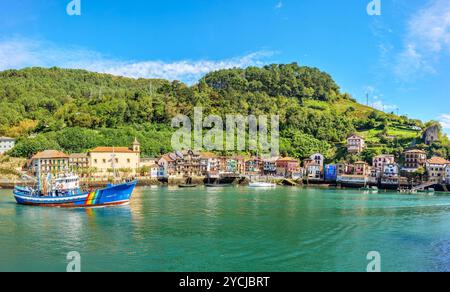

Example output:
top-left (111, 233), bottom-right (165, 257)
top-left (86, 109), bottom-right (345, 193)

top-left (1, 178), bottom-right (448, 193)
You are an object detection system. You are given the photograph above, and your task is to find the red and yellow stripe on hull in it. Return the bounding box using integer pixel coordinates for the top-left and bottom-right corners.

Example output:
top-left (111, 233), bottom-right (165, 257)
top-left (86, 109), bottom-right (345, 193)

top-left (85, 190), bottom-right (100, 206)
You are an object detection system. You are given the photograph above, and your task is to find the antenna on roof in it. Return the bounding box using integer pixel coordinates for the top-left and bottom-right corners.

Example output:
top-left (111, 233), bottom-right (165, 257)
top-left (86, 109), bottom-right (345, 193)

top-left (111, 146), bottom-right (117, 181)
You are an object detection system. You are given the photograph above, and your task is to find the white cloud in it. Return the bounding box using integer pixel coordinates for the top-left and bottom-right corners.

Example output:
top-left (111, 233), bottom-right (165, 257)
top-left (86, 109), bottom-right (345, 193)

top-left (394, 0), bottom-right (450, 80)
top-left (275, 1), bottom-right (283, 9)
top-left (371, 100), bottom-right (398, 112)
top-left (362, 86), bottom-right (395, 111)
top-left (439, 114), bottom-right (450, 129)
top-left (363, 85), bottom-right (376, 95)
top-left (0, 38), bottom-right (275, 84)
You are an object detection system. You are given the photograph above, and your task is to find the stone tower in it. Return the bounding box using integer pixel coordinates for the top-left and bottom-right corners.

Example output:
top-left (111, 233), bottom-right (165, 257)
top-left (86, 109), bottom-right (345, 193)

top-left (422, 125), bottom-right (439, 145)
top-left (132, 137), bottom-right (141, 153)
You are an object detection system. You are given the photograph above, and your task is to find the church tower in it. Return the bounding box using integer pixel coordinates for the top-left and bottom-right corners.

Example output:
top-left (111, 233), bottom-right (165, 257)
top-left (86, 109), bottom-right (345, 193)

top-left (132, 137), bottom-right (141, 153)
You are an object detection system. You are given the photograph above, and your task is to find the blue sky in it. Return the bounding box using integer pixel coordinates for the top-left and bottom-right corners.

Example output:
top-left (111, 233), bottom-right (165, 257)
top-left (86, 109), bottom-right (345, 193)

top-left (1, 0), bottom-right (450, 133)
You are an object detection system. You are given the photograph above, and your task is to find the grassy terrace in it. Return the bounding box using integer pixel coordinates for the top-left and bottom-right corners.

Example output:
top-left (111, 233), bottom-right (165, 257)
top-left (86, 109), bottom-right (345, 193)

top-left (358, 127), bottom-right (421, 143)
top-left (303, 99), bottom-right (421, 143)
top-left (0, 156), bottom-right (26, 180)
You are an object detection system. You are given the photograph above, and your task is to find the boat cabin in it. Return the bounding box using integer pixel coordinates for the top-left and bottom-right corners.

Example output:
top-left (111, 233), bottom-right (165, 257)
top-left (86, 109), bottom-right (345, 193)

top-left (54, 174), bottom-right (80, 191)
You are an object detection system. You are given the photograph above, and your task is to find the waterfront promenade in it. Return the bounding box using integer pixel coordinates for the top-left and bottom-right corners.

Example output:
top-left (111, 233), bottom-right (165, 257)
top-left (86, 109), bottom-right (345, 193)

top-left (2, 176), bottom-right (449, 192)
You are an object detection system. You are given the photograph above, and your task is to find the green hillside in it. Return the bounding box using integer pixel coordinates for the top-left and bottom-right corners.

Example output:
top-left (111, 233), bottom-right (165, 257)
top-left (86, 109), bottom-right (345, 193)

top-left (0, 64), bottom-right (448, 162)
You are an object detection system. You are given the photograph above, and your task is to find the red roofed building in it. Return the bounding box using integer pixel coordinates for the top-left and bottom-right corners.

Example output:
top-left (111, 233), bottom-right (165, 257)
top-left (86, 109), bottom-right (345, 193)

top-left (347, 134), bottom-right (366, 154)
top-left (158, 153), bottom-right (177, 177)
top-left (426, 156), bottom-right (450, 183)
top-left (276, 157), bottom-right (300, 177)
top-left (403, 149), bottom-right (427, 171)
top-left (29, 150), bottom-right (70, 175)
top-left (88, 138), bottom-right (141, 177)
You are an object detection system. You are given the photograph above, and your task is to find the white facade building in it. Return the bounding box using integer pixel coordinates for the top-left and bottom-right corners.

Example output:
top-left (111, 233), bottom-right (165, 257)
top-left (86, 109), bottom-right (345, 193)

top-left (383, 163), bottom-right (399, 177)
top-left (0, 137), bottom-right (15, 154)
top-left (310, 153), bottom-right (324, 167)
top-left (306, 163), bottom-right (322, 180)
top-left (373, 155), bottom-right (395, 173)
top-left (446, 167), bottom-right (450, 185)
top-left (346, 134), bottom-right (365, 154)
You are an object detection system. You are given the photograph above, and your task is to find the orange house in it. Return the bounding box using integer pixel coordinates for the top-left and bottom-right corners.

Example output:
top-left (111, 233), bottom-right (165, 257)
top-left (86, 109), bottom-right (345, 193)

top-left (276, 157), bottom-right (300, 177)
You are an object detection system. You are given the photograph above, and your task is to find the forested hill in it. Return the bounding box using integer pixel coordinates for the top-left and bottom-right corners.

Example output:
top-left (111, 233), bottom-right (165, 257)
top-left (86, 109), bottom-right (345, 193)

top-left (0, 64), bottom-right (448, 162)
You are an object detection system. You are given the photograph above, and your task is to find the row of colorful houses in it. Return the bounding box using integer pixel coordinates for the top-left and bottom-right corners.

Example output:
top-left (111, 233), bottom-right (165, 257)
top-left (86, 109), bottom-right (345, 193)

top-left (156, 150), bottom-right (304, 179)
top-left (328, 150), bottom-right (450, 187)
top-left (25, 139), bottom-right (307, 180)
top-left (24, 135), bottom-right (450, 186)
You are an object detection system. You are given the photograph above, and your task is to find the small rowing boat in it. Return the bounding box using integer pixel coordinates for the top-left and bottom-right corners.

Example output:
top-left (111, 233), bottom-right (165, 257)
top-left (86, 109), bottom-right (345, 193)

top-left (178, 184), bottom-right (198, 188)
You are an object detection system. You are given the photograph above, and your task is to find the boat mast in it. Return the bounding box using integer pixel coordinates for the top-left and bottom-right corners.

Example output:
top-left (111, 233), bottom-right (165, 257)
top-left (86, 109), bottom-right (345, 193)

top-left (37, 158), bottom-right (41, 192)
top-left (112, 146), bottom-right (117, 181)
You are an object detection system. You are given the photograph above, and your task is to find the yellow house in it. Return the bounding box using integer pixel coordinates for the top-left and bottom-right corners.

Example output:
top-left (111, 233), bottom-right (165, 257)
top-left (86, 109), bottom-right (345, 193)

top-left (88, 138), bottom-right (141, 178)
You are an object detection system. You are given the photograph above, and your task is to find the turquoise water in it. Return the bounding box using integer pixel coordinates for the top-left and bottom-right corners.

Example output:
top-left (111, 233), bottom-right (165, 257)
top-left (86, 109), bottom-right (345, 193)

top-left (1, 186), bottom-right (450, 272)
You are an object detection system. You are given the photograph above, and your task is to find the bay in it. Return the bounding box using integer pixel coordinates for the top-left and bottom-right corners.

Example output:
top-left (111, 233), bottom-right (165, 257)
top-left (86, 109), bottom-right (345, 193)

top-left (1, 186), bottom-right (450, 272)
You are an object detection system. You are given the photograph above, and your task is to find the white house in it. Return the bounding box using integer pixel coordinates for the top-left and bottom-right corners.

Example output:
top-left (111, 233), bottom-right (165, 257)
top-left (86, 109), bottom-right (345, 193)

top-left (201, 152), bottom-right (220, 178)
top-left (426, 157), bottom-right (450, 183)
top-left (0, 137), bottom-right (15, 155)
top-left (148, 164), bottom-right (164, 178)
top-left (383, 163), bottom-right (399, 178)
top-left (310, 153), bottom-right (324, 167)
top-left (446, 167), bottom-right (450, 185)
top-left (158, 154), bottom-right (177, 178)
top-left (140, 158), bottom-right (165, 178)
top-left (306, 163), bottom-right (322, 180)
top-left (347, 134), bottom-right (365, 154)
top-left (381, 163), bottom-right (400, 186)
top-left (373, 155), bottom-right (395, 173)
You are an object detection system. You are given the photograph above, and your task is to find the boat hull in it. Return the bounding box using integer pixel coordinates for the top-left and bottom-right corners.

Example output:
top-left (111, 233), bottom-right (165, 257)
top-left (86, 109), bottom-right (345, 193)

top-left (178, 184), bottom-right (198, 188)
top-left (249, 182), bottom-right (277, 188)
top-left (14, 180), bottom-right (137, 208)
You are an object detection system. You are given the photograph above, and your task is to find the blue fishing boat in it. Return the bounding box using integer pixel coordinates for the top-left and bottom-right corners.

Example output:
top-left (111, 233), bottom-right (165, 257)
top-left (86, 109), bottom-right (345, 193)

top-left (13, 173), bottom-right (137, 208)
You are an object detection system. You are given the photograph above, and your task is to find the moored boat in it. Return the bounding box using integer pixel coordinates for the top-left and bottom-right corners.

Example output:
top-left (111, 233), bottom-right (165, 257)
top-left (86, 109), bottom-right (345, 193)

top-left (178, 184), bottom-right (198, 188)
top-left (13, 173), bottom-right (137, 208)
top-left (360, 186), bottom-right (378, 193)
top-left (205, 183), bottom-right (232, 188)
top-left (417, 188), bottom-right (435, 194)
top-left (249, 182), bottom-right (277, 188)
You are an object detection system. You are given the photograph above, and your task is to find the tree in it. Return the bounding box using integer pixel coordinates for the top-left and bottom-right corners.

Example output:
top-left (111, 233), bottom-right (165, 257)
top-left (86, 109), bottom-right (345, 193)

top-left (139, 165), bottom-right (151, 176)
top-left (414, 167), bottom-right (427, 183)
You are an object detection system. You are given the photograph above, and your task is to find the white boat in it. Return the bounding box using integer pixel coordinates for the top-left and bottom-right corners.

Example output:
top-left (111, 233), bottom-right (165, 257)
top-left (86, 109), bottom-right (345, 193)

top-left (249, 182), bottom-right (277, 188)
